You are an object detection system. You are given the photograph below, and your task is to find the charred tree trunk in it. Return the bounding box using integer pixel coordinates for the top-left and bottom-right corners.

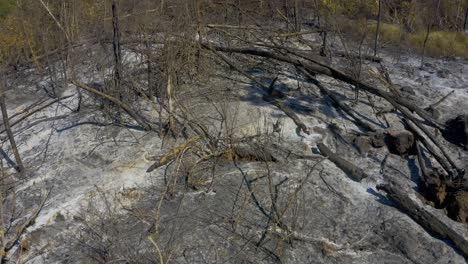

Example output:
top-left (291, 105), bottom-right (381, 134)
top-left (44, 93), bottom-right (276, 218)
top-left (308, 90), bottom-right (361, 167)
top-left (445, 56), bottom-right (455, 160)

top-left (196, 0), bottom-right (203, 71)
top-left (317, 143), bottom-right (368, 182)
top-left (284, 0), bottom-right (290, 30)
top-left (205, 44), bottom-right (442, 129)
top-left (377, 182), bottom-right (468, 258)
top-left (420, 26), bottom-right (431, 68)
top-left (71, 80), bottom-right (152, 131)
top-left (463, 6), bottom-right (468, 31)
top-left (294, 0), bottom-right (301, 32)
top-left (320, 31), bottom-right (328, 57)
top-left (0, 84), bottom-right (24, 175)
top-left (237, 0), bottom-right (242, 28)
top-left (374, 0), bottom-right (382, 57)
top-left (167, 69), bottom-right (175, 132)
top-left (145, 39), bottom-right (157, 97)
top-left (112, 0), bottom-right (123, 101)
top-left (299, 67), bottom-right (377, 132)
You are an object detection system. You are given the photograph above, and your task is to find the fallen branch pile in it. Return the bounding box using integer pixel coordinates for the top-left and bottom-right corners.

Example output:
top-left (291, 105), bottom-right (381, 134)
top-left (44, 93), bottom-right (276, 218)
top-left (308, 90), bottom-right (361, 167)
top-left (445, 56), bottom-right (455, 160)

top-left (196, 37), bottom-right (467, 257)
top-left (200, 41), bottom-right (462, 179)
top-left (63, 26), bottom-right (467, 258)
top-left (377, 182), bottom-right (468, 257)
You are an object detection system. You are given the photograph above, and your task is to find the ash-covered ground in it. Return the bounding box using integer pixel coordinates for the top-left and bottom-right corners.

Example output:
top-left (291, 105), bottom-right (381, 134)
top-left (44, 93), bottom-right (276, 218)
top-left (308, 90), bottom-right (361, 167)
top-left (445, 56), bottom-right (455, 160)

top-left (1, 40), bottom-right (468, 264)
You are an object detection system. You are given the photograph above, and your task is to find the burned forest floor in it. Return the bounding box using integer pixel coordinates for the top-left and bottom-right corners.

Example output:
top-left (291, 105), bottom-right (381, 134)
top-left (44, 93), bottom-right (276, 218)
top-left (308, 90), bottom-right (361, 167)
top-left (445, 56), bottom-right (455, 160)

top-left (1, 29), bottom-right (468, 264)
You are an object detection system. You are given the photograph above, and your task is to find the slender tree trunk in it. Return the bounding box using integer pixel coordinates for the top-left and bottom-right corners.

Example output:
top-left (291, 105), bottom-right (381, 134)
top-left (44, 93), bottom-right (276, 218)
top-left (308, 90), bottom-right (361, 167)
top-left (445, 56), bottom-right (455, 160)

top-left (374, 0), bottom-right (382, 57)
top-left (237, 0), bottom-right (242, 27)
top-left (196, 0), bottom-right (203, 71)
top-left (420, 23), bottom-right (431, 68)
top-left (196, 0), bottom-right (202, 42)
top-left (224, 2), bottom-right (228, 23)
top-left (0, 158), bottom-right (6, 264)
top-left (294, 0), bottom-right (301, 32)
top-left (0, 84), bottom-right (25, 175)
top-left (435, 0), bottom-right (442, 28)
top-left (167, 69), bottom-right (175, 132)
top-left (421, 0), bottom-right (441, 68)
top-left (112, 0), bottom-right (122, 101)
top-left (463, 6), bottom-right (468, 31)
top-left (320, 31), bottom-right (327, 56)
top-left (145, 38), bottom-right (157, 97)
top-left (313, 0), bottom-right (320, 26)
top-left (236, 0), bottom-right (244, 38)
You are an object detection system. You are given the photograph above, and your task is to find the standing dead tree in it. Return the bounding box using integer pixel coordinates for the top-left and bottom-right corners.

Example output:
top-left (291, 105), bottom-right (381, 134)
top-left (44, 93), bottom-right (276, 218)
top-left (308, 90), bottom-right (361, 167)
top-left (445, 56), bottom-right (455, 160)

top-left (112, 0), bottom-right (123, 102)
top-left (420, 0), bottom-right (441, 68)
top-left (0, 82), bottom-right (24, 175)
top-left (374, 0), bottom-right (382, 57)
top-left (464, 5), bottom-right (468, 31)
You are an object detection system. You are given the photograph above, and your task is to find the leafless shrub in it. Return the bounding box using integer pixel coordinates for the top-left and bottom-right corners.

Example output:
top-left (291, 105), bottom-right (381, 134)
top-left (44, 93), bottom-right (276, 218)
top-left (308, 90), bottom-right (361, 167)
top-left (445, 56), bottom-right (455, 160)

top-left (72, 187), bottom-right (156, 263)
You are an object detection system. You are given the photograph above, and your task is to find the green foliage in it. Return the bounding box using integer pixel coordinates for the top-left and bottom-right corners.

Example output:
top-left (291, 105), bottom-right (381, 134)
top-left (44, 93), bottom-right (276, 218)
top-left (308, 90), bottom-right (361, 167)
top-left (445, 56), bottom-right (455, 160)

top-left (0, 0), bottom-right (15, 18)
top-left (339, 19), bottom-right (468, 59)
top-left (321, 0), bottom-right (379, 17)
top-left (409, 31), bottom-right (468, 58)
top-left (369, 23), bottom-right (402, 44)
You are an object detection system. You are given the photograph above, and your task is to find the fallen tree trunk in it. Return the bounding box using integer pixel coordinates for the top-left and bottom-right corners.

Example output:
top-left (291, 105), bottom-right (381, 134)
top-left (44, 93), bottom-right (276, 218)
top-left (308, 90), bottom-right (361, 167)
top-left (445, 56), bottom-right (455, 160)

top-left (415, 141), bottom-right (447, 207)
top-left (205, 46), bottom-right (310, 135)
top-left (71, 79), bottom-right (153, 131)
top-left (398, 110), bottom-right (461, 178)
top-left (0, 85), bottom-right (24, 174)
top-left (377, 182), bottom-right (468, 258)
top-left (202, 43), bottom-right (461, 177)
top-left (333, 50), bottom-right (383, 63)
top-left (317, 143), bottom-right (368, 182)
top-left (272, 30), bottom-right (321, 38)
top-left (1, 190), bottom-right (50, 261)
top-left (296, 35), bottom-right (383, 62)
top-left (7, 96), bottom-right (49, 120)
top-left (0, 95), bottom-right (73, 135)
top-left (146, 135), bottom-right (201, 173)
top-left (203, 43), bottom-right (442, 130)
top-left (404, 118), bottom-right (456, 177)
top-left (298, 67), bottom-right (378, 132)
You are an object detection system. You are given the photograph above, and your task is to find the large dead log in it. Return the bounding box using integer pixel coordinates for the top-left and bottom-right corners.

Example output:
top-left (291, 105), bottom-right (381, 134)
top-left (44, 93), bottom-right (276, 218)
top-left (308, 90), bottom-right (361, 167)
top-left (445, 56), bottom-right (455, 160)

top-left (399, 111), bottom-right (461, 178)
top-left (415, 141), bottom-right (447, 207)
top-left (317, 143), bottom-right (368, 182)
top-left (377, 182), bottom-right (468, 258)
top-left (404, 118), bottom-right (456, 178)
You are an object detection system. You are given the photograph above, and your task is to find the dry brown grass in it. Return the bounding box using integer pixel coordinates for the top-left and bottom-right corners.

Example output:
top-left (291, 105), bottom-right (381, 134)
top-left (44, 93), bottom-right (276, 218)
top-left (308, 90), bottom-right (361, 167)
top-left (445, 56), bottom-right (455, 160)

top-left (342, 20), bottom-right (468, 59)
top-left (409, 30), bottom-right (468, 59)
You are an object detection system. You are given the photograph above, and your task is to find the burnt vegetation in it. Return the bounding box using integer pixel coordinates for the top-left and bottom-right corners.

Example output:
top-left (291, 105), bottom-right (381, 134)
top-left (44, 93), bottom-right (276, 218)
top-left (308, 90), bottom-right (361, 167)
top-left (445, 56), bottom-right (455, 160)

top-left (0, 0), bottom-right (468, 263)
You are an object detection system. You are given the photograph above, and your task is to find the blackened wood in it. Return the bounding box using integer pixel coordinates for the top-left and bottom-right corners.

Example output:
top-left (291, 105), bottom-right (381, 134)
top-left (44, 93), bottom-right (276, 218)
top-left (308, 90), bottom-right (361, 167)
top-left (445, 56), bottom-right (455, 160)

top-left (317, 143), bottom-right (368, 182)
top-left (377, 182), bottom-right (468, 258)
top-left (205, 44), bottom-right (441, 129)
